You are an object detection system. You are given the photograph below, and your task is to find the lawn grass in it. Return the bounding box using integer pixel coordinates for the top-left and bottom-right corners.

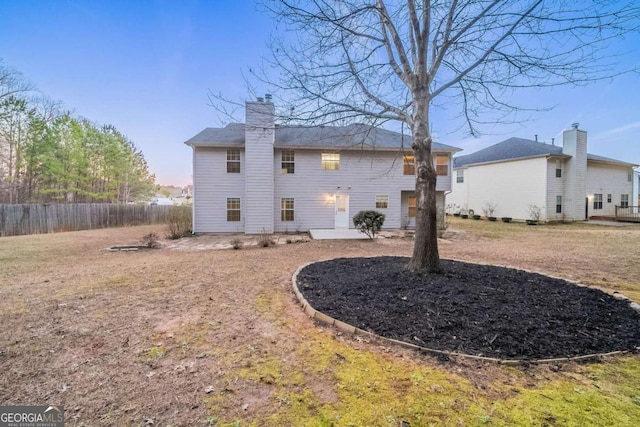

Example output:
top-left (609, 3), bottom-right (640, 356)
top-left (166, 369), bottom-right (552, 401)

top-left (0, 222), bottom-right (639, 426)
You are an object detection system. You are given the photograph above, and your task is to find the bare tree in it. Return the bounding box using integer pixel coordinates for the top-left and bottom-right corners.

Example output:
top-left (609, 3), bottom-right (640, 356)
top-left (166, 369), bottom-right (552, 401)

top-left (247, 0), bottom-right (639, 272)
top-left (0, 59), bottom-right (34, 101)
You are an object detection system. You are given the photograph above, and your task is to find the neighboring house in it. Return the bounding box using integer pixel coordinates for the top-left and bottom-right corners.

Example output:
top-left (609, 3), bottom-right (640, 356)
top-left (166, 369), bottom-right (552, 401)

top-left (182, 185), bottom-right (193, 198)
top-left (150, 197), bottom-right (174, 206)
top-left (634, 169), bottom-right (640, 207)
top-left (184, 96), bottom-right (461, 234)
top-left (449, 124), bottom-right (638, 222)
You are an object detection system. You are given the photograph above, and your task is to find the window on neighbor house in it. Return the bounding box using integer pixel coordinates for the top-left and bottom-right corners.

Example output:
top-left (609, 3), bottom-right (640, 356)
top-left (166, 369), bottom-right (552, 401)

top-left (281, 149), bottom-right (295, 174)
top-left (629, 170), bottom-right (633, 182)
top-left (556, 196), bottom-right (562, 214)
top-left (621, 194), bottom-right (629, 208)
top-left (376, 195), bottom-right (389, 209)
top-left (408, 196), bottom-right (416, 217)
top-left (403, 154), bottom-right (415, 175)
top-left (555, 160), bottom-right (562, 178)
top-left (607, 194), bottom-right (612, 203)
top-left (227, 198), bottom-right (241, 221)
top-left (436, 155), bottom-right (448, 176)
top-left (281, 198), bottom-right (295, 221)
top-left (321, 153), bottom-right (340, 170)
top-left (227, 149), bottom-right (241, 173)
top-left (593, 193), bottom-right (603, 210)
top-left (456, 170), bottom-right (464, 183)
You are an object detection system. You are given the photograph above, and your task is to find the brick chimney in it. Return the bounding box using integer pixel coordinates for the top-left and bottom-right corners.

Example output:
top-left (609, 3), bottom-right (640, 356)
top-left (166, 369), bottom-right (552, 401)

top-left (244, 96), bottom-right (275, 233)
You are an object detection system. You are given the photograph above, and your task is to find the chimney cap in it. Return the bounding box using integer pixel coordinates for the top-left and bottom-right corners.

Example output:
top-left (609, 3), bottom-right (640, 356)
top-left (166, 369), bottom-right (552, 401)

top-left (571, 122), bottom-right (579, 130)
top-left (265, 93), bottom-right (272, 102)
top-left (257, 96), bottom-right (264, 102)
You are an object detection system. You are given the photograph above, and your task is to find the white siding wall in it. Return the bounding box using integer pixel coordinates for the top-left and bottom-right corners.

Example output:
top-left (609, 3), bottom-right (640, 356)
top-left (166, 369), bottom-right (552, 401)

top-left (546, 158), bottom-right (565, 221)
top-left (192, 145), bottom-right (454, 233)
top-left (450, 157), bottom-right (548, 220)
top-left (634, 171), bottom-right (640, 207)
top-left (562, 129), bottom-right (587, 220)
top-left (244, 101), bottom-right (275, 233)
top-left (586, 162), bottom-right (634, 217)
top-left (192, 147), bottom-right (246, 233)
top-left (273, 149), bottom-right (416, 231)
top-left (449, 168), bottom-right (468, 213)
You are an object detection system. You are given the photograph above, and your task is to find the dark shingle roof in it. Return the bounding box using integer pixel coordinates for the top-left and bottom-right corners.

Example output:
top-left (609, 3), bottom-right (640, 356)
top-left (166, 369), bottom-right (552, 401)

top-left (185, 123), bottom-right (460, 152)
top-left (453, 137), bottom-right (635, 168)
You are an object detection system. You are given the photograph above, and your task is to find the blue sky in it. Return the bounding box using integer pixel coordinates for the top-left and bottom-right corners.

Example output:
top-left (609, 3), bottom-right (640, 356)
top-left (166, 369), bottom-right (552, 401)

top-left (1, 1), bottom-right (638, 186)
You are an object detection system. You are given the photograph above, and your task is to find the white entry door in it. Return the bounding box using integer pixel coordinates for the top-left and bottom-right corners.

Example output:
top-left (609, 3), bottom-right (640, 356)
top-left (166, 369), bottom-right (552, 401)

top-left (335, 195), bottom-right (350, 228)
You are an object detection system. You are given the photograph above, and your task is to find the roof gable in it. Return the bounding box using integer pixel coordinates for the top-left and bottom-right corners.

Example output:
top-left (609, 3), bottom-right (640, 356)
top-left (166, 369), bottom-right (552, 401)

top-left (453, 137), bottom-right (636, 168)
top-left (453, 138), bottom-right (564, 168)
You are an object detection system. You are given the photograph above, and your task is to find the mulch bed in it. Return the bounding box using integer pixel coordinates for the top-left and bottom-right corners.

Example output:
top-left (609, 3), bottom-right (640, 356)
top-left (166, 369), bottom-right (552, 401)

top-left (296, 257), bottom-right (640, 360)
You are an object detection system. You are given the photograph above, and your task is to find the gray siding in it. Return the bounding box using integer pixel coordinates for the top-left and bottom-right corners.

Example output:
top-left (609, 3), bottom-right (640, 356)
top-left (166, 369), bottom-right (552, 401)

top-left (192, 146), bottom-right (453, 233)
top-left (244, 101), bottom-right (275, 233)
top-left (192, 147), bottom-right (245, 232)
top-left (273, 148), bottom-right (450, 231)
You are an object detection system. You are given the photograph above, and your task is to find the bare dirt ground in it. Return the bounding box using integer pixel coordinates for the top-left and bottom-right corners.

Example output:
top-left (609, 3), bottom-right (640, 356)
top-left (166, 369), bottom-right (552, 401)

top-left (1, 218), bottom-right (639, 426)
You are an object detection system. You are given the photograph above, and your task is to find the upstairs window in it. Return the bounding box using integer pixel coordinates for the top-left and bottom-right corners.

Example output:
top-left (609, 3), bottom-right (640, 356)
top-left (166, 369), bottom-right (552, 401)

top-left (376, 195), bottom-right (389, 209)
top-left (555, 160), bottom-right (562, 178)
top-left (436, 155), bottom-right (448, 176)
top-left (593, 193), bottom-right (603, 210)
top-left (456, 170), bottom-right (464, 183)
top-left (281, 149), bottom-right (295, 174)
top-left (226, 198), bottom-right (241, 221)
top-left (321, 153), bottom-right (340, 170)
top-left (227, 149), bottom-right (240, 173)
top-left (403, 155), bottom-right (415, 175)
top-left (621, 194), bottom-right (629, 208)
top-left (404, 154), bottom-right (448, 176)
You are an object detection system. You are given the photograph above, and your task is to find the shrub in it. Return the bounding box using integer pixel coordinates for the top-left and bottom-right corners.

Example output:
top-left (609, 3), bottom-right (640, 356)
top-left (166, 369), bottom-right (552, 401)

top-left (230, 238), bottom-right (243, 250)
top-left (166, 206), bottom-right (192, 239)
top-left (258, 229), bottom-right (277, 247)
top-left (528, 204), bottom-right (542, 222)
top-left (141, 232), bottom-right (161, 248)
top-left (482, 202), bottom-right (498, 218)
top-left (352, 210), bottom-right (386, 240)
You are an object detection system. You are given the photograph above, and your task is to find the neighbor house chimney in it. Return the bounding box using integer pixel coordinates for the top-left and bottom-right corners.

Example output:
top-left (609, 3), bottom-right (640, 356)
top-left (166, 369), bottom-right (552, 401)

top-left (562, 124), bottom-right (587, 220)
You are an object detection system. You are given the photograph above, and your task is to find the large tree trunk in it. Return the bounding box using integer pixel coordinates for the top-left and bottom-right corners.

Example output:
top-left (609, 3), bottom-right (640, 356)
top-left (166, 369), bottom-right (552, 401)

top-left (407, 96), bottom-right (443, 273)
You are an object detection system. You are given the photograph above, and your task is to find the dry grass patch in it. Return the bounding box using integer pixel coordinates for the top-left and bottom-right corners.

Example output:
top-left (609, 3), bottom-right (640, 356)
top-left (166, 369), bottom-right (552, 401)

top-left (0, 222), bottom-right (639, 426)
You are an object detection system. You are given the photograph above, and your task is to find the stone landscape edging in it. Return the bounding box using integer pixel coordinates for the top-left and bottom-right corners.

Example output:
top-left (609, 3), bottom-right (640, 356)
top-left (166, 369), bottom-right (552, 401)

top-left (292, 258), bottom-right (640, 365)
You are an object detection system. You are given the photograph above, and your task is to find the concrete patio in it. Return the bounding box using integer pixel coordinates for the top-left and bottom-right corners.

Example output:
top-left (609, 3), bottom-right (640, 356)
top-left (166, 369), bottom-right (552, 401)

top-left (309, 228), bottom-right (369, 240)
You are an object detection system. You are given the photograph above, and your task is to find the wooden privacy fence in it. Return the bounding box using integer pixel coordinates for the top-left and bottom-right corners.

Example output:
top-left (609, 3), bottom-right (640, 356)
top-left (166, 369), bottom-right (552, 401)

top-left (0, 204), bottom-right (187, 237)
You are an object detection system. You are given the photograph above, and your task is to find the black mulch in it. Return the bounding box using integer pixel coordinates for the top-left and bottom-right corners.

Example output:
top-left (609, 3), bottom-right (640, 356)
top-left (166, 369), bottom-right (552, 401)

top-left (296, 257), bottom-right (640, 360)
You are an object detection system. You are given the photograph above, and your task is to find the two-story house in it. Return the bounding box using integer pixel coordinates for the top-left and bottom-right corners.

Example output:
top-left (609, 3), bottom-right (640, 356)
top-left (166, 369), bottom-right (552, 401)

top-left (449, 124), bottom-right (637, 222)
top-left (184, 96), bottom-right (461, 234)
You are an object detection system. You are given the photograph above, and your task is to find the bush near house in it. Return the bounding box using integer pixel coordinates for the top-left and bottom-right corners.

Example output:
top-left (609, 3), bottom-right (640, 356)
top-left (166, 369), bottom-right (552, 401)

top-left (166, 206), bottom-right (192, 239)
top-left (353, 210), bottom-right (386, 239)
